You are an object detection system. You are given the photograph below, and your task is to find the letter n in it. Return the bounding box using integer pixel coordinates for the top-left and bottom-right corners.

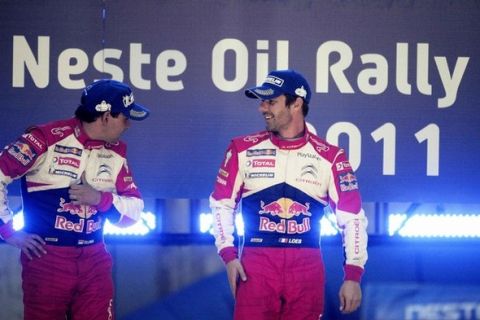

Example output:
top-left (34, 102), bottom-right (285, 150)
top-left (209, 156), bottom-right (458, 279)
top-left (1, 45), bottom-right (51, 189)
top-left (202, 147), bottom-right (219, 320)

top-left (12, 36), bottom-right (50, 88)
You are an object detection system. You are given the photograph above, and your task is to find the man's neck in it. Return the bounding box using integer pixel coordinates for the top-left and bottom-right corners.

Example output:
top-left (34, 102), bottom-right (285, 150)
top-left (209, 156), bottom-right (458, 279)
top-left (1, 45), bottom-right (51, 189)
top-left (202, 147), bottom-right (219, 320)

top-left (275, 130), bottom-right (304, 141)
top-left (81, 121), bottom-right (102, 141)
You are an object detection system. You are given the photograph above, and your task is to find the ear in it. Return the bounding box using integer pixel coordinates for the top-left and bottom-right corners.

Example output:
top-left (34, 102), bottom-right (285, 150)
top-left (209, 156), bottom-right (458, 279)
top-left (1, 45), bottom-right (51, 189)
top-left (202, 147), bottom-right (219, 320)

top-left (293, 97), bottom-right (303, 112)
top-left (100, 112), bottom-right (110, 124)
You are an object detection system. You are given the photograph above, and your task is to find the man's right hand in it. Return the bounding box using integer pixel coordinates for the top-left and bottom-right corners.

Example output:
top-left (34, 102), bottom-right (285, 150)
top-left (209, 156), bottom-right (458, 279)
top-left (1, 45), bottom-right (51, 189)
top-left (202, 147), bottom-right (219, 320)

top-left (226, 258), bottom-right (247, 298)
top-left (4, 231), bottom-right (47, 259)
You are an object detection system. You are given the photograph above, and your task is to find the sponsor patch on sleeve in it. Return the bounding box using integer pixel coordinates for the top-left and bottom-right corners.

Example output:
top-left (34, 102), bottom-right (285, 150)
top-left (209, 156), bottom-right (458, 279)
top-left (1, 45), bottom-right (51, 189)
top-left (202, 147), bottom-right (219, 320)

top-left (7, 141), bottom-right (37, 166)
top-left (338, 171), bottom-right (359, 192)
top-left (335, 161), bottom-right (352, 171)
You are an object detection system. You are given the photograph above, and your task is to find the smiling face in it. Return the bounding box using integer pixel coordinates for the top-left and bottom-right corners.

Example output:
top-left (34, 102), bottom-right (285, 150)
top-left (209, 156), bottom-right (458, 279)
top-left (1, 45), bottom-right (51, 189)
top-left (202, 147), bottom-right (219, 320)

top-left (259, 95), bottom-right (293, 133)
top-left (258, 95), bottom-right (305, 139)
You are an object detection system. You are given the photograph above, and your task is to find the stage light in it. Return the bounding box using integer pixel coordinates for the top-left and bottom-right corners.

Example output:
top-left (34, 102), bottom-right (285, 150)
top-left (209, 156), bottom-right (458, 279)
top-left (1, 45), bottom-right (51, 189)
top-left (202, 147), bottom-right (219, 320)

top-left (198, 212), bottom-right (245, 236)
top-left (13, 210), bottom-right (24, 231)
top-left (388, 213), bottom-right (408, 236)
top-left (104, 211), bottom-right (156, 236)
top-left (199, 213), bottom-right (214, 234)
top-left (389, 213), bottom-right (480, 238)
top-left (320, 212), bottom-right (339, 236)
top-left (235, 214), bottom-right (244, 236)
top-left (11, 210), bottom-right (157, 236)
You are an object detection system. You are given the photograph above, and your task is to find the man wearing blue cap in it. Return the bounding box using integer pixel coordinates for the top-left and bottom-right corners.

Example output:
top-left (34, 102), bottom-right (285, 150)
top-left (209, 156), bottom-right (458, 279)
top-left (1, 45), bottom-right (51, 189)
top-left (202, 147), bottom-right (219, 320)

top-left (0, 79), bottom-right (149, 320)
top-left (210, 70), bottom-right (368, 319)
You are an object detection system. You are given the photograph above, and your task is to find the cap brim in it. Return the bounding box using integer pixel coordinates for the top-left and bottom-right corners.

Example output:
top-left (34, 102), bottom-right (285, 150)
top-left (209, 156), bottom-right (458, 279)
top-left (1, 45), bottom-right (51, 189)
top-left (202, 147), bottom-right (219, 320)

top-left (127, 103), bottom-right (150, 121)
top-left (244, 85), bottom-right (283, 101)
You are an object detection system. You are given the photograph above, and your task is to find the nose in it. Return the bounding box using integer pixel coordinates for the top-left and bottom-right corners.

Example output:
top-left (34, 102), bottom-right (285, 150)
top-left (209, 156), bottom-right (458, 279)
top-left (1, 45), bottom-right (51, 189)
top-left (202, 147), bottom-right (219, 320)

top-left (258, 100), bottom-right (268, 113)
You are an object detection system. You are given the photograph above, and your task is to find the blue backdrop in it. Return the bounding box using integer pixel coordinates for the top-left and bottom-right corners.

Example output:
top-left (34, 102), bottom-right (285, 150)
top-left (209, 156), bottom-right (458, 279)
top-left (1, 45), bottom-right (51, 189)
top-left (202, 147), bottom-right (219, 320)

top-left (1, 0), bottom-right (479, 202)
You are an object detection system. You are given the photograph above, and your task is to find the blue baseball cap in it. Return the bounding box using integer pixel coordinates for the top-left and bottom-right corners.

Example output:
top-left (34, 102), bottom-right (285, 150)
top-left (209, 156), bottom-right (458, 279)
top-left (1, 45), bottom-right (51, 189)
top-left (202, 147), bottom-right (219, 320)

top-left (81, 79), bottom-right (150, 121)
top-left (245, 69), bottom-right (311, 103)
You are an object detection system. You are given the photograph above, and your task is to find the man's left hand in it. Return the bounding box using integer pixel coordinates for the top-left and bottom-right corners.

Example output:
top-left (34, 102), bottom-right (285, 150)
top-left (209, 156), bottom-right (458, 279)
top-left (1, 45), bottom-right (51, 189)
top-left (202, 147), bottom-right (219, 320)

top-left (338, 280), bottom-right (362, 314)
top-left (68, 172), bottom-right (101, 206)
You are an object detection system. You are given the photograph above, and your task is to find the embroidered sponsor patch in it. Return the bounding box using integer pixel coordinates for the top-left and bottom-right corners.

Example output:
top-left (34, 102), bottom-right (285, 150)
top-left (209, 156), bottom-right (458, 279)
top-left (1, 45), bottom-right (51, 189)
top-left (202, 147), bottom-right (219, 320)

top-left (53, 156), bottom-right (80, 168)
top-left (54, 145), bottom-right (83, 156)
top-left (264, 75), bottom-right (284, 87)
top-left (223, 149), bottom-right (232, 167)
top-left (301, 164), bottom-right (318, 178)
top-left (336, 161), bottom-right (352, 171)
top-left (216, 176), bottom-right (227, 185)
top-left (253, 88), bottom-right (275, 96)
top-left (338, 172), bottom-right (359, 191)
top-left (97, 153), bottom-right (113, 159)
top-left (279, 238), bottom-right (303, 244)
top-left (252, 159), bottom-right (275, 168)
top-left (96, 164), bottom-right (112, 177)
top-left (246, 149), bottom-right (276, 157)
top-left (297, 152), bottom-right (321, 161)
top-left (248, 172), bottom-right (274, 179)
top-left (7, 141), bottom-right (37, 165)
top-left (22, 133), bottom-right (44, 150)
top-left (218, 168), bottom-right (229, 177)
top-left (50, 169), bottom-right (78, 179)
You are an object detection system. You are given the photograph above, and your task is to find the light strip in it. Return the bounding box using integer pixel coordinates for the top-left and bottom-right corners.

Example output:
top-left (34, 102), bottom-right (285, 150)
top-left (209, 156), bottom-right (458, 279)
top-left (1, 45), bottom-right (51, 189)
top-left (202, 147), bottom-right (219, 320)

top-left (389, 213), bottom-right (480, 238)
top-left (12, 210), bottom-right (156, 236)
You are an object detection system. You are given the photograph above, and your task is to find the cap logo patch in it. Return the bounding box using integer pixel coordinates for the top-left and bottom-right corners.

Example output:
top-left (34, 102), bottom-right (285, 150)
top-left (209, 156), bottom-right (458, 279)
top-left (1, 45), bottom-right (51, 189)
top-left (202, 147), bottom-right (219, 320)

top-left (123, 93), bottom-right (134, 108)
top-left (295, 86), bottom-right (308, 99)
top-left (264, 75), bottom-right (284, 87)
top-left (254, 88), bottom-right (275, 96)
top-left (95, 100), bottom-right (112, 112)
top-left (130, 110), bottom-right (148, 118)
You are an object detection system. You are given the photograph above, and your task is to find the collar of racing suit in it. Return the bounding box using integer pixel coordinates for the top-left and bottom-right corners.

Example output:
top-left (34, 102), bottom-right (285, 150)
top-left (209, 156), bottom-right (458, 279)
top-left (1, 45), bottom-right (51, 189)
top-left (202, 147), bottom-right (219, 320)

top-left (269, 129), bottom-right (309, 150)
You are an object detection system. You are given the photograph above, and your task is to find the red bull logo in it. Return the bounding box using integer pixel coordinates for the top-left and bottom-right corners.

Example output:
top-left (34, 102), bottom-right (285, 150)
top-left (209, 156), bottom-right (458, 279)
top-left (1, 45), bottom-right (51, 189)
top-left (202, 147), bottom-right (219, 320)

top-left (259, 217), bottom-right (311, 234)
top-left (54, 216), bottom-right (102, 234)
top-left (18, 142), bottom-right (35, 158)
top-left (55, 198), bottom-right (101, 234)
top-left (8, 141), bottom-right (37, 165)
top-left (258, 198), bottom-right (312, 234)
top-left (259, 198), bottom-right (311, 219)
top-left (259, 200), bottom-right (283, 216)
top-left (57, 197), bottom-right (98, 219)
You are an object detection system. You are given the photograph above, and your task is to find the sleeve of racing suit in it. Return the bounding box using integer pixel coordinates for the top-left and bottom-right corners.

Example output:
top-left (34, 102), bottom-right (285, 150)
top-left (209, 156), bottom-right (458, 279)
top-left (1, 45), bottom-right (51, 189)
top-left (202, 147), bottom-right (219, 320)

top-left (209, 142), bottom-right (244, 264)
top-left (102, 157), bottom-right (144, 228)
top-left (0, 128), bottom-right (48, 239)
top-left (328, 149), bottom-right (368, 282)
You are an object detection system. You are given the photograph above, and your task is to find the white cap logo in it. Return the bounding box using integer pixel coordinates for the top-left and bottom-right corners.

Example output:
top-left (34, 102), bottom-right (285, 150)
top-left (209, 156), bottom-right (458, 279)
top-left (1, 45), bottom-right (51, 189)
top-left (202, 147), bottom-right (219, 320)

top-left (123, 93), bottom-right (134, 108)
top-left (295, 86), bottom-right (307, 99)
top-left (95, 100), bottom-right (112, 112)
top-left (264, 75), bottom-right (284, 87)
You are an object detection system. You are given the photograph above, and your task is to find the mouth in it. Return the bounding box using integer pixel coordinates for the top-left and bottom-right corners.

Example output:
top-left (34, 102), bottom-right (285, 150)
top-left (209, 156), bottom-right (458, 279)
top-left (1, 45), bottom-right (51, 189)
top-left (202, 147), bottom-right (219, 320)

top-left (263, 113), bottom-right (273, 120)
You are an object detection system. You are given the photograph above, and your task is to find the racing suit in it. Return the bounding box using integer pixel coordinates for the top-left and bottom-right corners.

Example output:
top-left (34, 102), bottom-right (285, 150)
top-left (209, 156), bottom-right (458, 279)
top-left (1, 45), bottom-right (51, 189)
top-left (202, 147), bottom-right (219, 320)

top-left (0, 117), bottom-right (143, 320)
top-left (210, 127), bottom-right (368, 320)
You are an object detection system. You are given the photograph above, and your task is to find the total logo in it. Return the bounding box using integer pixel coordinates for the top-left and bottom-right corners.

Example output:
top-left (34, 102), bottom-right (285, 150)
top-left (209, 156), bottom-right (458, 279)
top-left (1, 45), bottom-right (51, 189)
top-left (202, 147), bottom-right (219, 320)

top-left (258, 198), bottom-right (312, 234)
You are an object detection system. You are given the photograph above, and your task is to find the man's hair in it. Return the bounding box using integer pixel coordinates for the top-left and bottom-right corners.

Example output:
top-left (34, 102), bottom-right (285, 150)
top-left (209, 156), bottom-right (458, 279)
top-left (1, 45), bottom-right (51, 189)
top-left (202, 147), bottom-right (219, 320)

top-left (74, 105), bottom-right (121, 123)
top-left (285, 94), bottom-right (309, 117)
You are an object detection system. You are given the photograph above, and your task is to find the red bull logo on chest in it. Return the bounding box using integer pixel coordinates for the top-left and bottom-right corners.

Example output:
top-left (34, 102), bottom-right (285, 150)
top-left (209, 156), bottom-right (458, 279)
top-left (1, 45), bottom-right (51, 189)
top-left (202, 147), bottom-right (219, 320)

top-left (259, 198), bottom-right (311, 219)
top-left (55, 197), bottom-right (101, 234)
top-left (258, 198), bottom-right (312, 234)
top-left (57, 198), bottom-right (98, 218)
